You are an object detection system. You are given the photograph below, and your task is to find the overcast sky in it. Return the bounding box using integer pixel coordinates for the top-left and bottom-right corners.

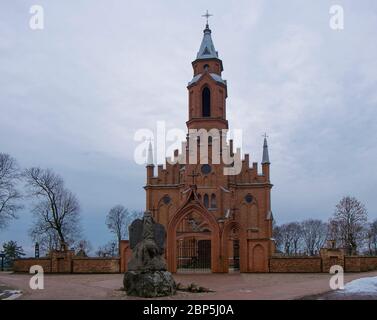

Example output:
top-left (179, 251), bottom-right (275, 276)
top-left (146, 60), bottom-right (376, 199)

top-left (1, 0), bottom-right (377, 255)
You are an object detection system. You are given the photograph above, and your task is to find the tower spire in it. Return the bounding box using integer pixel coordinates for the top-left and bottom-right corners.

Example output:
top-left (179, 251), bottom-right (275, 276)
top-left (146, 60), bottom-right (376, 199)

top-left (146, 140), bottom-right (154, 166)
top-left (262, 134), bottom-right (270, 164)
top-left (196, 11), bottom-right (218, 60)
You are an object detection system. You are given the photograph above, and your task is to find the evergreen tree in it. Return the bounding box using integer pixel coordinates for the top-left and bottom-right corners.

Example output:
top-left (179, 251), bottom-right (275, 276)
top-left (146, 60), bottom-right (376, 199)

top-left (2, 240), bottom-right (25, 268)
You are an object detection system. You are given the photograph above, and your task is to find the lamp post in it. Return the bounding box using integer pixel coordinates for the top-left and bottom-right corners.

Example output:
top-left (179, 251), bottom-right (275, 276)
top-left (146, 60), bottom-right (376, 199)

top-left (35, 242), bottom-right (40, 258)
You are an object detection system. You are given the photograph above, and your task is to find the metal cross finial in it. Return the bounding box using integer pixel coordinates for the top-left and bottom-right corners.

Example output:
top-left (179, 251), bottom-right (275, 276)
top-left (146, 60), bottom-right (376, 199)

top-left (262, 133), bottom-right (269, 139)
top-left (188, 170), bottom-right (200, 185)
top-left (202, 10), bottom-right (213, 26)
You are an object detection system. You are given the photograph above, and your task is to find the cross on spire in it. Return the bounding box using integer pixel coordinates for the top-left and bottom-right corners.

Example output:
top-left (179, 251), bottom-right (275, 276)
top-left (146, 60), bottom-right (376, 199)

top-left (188, 170), bottom-right (200, 185)
top-left (262, 133), bottom-right (269, 139)
top-left (262, 133), bottom-right (270, 164)
top-left (202, 10), bottom-right (213, 27)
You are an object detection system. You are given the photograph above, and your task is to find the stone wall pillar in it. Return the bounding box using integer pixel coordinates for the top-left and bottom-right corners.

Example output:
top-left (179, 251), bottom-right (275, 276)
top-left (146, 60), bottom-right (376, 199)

top-left (320, 246), bottom-right (345, 273)
top-left (119, 240), bottom-right (131, 273)
top-left (50, 248), bottom-right (75, 273)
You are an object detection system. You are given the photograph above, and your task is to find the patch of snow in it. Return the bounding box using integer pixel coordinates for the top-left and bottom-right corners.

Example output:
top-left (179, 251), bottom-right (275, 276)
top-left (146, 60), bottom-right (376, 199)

top-left (210, 73), bottom-right (226, 85)
top-left (188, 74), bottom-right (203, 86)
top-left (343, 276), bottom-right (377, 294)
top-left (1, 290), bottom-right (23, 300)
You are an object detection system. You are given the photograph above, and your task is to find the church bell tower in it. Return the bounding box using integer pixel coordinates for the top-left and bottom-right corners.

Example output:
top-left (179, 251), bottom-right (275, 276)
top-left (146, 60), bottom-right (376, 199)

top-left (187, 21), bottom-right (228, 132)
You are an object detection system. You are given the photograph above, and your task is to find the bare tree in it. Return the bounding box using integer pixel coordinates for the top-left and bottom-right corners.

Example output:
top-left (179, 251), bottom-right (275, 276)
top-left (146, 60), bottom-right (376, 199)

top-left (331, 196), bottom-right (368, 255)
top-left (24, 167), bottom-right (82, 249)
top-left (276, 222), bottom-right (303, 255)
top-left (366, 220), bottom-right (377, 256)
top-left (106, 206), bottom-right (143, 244)
top-left (301, 219), bottom-right (328, 255)
top-left (106, 205), bottom-right (127, 244)
top-left (75, 239), bottom-right (92, 257)
top-left (272, 221), bottom-right (283, 252)
top-left (327, 219), bottom-right (340, 242)
top-left (95, 240), bottom-right (118, 257)
top-left (0, 153), bottom-right (22, 229)
top-left (289, 222), bottom-right (303, 255)
top-left (274, 224), bottom-right (291, 254)
top-left (29, 227), bottom-right (61, 256)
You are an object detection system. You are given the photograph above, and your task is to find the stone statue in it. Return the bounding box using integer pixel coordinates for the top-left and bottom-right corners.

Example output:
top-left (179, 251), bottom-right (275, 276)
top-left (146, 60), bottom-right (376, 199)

top-left (127, 211), bottom-right (166, 272)
top-left (123, 211), bottom-right (176, 297)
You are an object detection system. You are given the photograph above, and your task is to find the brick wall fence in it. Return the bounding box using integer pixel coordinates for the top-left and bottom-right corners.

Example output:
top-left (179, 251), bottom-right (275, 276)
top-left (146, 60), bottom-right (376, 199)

top-left (13, 258), bottom-right (52, 273)
top-left (269, 257), bottom-right (322, 273)
top-left (13, 245), bottom-right (377, 274)
top-left (72, 258), bottom-right (120, 273)
top-left (344, 256), bottom-right (377, 272)
top-left (13, 250), bottom-right (120, 274)
top-left (269, 254), bottom-right (377, 273)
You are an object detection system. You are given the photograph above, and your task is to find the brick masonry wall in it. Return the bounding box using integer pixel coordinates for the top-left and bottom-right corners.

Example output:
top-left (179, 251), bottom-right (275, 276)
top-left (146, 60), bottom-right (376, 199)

top-left (360, 257), bottom-right (377, 271)
top-left (344, 256), bottom-right (361, 272)
top-left (13, 257), bottom-right (120, 273)
top-left (269, 257), bottom-right (322, 273)
top-left (72, 258), bottom-right (120, 273)
top-left (345, 256), bottom-right (377, 272)
top-left (14, 255), bottom-right (377, 273)
top-left (13, 258), bottom-right (52, 273)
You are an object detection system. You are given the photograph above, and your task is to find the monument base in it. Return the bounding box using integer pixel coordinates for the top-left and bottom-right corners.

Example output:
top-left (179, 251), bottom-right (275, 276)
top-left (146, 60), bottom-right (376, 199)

top-left (123, 270), bottom-right (176, 298)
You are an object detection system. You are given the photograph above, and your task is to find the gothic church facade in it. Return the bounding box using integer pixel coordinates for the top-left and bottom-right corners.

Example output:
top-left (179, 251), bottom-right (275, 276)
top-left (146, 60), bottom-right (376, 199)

top-left (145, 22), bottom-right (275, 273)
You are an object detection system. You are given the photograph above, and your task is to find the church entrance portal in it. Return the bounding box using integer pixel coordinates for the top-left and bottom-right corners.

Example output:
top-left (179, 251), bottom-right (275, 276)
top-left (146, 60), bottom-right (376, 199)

top-left (176, 238), bottom-right (211, 272)
top-left (176, 212), bottom-right (212, 272)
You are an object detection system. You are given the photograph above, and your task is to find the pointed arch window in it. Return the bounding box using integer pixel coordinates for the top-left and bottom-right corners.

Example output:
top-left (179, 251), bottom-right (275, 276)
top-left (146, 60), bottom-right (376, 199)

top-left (211, 194), bottom-right (217, 208)
top-left (202, 87), bottom-right (211, 117)
top-left (203, 194), bottom-right (209, 208)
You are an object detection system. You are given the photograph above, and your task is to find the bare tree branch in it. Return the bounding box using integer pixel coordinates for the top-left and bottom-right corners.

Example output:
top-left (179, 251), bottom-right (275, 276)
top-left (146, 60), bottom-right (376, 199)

top-left (274, 222), bottom-right (303, 255)
top-left (24, 167), bottom-right (82, 250)
top-left (301, 219), bottom-right (328, 255)
top-left (106, 205), bottom-right (127, 244)
top-left (0, 153), bottom-right (22, 229)
top-left (366, 220), bottom-right (377, 255)
top-left (330, 196), bottom-right (368, 255)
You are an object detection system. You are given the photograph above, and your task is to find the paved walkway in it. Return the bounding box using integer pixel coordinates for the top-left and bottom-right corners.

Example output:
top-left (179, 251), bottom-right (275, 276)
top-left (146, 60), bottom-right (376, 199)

top-left (1, 271), bottom-right (377, 300)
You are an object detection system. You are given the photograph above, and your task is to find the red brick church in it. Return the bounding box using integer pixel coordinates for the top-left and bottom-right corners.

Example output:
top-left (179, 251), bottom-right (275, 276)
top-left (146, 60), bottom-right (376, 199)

top-left (14, 18), bottom-right (377, 277)
top-left (142, 20), bottom-right (275, 273)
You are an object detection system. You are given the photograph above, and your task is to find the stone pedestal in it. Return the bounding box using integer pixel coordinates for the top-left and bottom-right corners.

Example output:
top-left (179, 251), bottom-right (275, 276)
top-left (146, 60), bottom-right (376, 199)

top-left (124, 270), bottom-right (176, 298)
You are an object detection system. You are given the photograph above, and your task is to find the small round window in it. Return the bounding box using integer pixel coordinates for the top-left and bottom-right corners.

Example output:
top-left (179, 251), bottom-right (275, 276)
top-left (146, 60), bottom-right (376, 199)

top-left (201, 164), bottom-right (212, 175)
top-left (245, 194), bottom-right (253, 203)
top-left (162, 195), bottom-right (171, 205)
